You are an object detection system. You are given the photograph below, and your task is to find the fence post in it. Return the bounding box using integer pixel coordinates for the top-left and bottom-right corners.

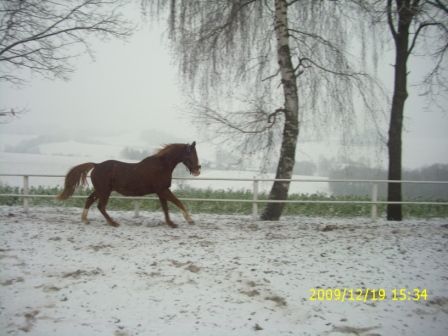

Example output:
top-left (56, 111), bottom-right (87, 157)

top-left (23, 175), bottom-right (29, 213)
top-left (252, 177), bottom-right (258, 220)
top-left (134, 200), bottom-right (140, 218)
top-left (371, 183), bottom-right (378, 221)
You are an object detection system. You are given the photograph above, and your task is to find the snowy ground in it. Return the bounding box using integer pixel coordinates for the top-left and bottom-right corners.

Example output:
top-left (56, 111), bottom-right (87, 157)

top-left (1, 206), bottom-right (447, 336)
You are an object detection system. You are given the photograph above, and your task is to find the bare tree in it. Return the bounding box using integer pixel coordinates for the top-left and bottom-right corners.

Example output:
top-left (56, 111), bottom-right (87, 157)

top-left (358, 0), bottom-right (448, 220)
top-left (143, 0), bottom-right (381, 220)
top-left (386, 0), bottom-right (447, 221)
top-left (0, 0), bottom-right (132, 84)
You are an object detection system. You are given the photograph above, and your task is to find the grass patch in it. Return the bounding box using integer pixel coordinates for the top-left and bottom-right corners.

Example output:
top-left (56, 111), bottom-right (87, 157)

top-left (0, 185), bottom-right (446, 218)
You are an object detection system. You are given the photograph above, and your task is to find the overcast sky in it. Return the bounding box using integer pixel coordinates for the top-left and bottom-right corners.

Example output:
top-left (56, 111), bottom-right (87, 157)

top-left (0, 22), bottom-right (193, 136)
top-left (0, 5), bottom-right (447, 170)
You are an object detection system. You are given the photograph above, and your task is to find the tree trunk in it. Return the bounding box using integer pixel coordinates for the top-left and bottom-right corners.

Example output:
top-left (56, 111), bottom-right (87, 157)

top-left (261, 0), bottom-right (299, 221)
top-left (387, 0), bottom-right (412, 221)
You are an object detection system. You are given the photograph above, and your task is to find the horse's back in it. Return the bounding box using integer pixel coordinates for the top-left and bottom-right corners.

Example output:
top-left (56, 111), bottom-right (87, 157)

top-left (90, 160), bottom-right (135, 186)
top-left (90, 157), bottom-right (170, 196)
top-left (92, 159), bottom-right (135, 175)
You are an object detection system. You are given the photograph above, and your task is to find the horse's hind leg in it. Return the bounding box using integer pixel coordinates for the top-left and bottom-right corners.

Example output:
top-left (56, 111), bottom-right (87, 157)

top-left (82, 191), bottom-right (98, 224)
top-left (97, 192), bottom-right (119, 227)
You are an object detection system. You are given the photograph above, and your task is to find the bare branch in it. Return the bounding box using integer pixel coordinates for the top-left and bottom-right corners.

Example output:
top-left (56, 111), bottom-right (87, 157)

top-left (143, 0), bottom-right (386, 170)
top-left (408, 21), bottom-right (445, 55)
top-left (387, 0), bottom-right (398, 40)
top-left (0, 107), bottom-right (26, 123)
top-left (262, 67), bottom-right (280, 81)
top-left (0, 0), bottom-right (133, 83)
top-left (194, 103), bottom-right (282, 135)
top-left (428, 0), bottom-right (448, 14)
top-left (297, 57), bottom-right (368, 78)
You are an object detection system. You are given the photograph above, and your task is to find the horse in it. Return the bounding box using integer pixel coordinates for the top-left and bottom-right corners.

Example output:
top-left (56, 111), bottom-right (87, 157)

top-left (57, 142), bottom-right (201, 228)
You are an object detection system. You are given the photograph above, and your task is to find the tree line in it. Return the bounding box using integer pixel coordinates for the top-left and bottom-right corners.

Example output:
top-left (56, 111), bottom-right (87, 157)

top-left (329, 163), bottom-right (448, 200)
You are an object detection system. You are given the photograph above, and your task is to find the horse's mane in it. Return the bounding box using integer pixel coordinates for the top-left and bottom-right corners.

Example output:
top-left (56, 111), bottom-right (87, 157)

top-left (154, 143), bottom-right (185, 157)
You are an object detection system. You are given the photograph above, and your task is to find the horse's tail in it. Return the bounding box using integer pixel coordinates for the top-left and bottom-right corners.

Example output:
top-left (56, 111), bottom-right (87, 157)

top-left (57, 162), bottom-right (95, 200)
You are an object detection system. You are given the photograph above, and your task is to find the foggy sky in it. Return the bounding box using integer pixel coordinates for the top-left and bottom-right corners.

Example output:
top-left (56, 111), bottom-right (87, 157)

top-left (0, 6), bottom-right (447, 170)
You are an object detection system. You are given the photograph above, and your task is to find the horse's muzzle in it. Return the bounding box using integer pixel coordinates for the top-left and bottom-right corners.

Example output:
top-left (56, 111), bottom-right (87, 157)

top-left (190, 165), bottom-right (201, 176)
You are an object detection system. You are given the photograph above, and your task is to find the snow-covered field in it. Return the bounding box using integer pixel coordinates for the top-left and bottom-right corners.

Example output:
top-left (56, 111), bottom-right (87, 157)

top-left (1, 206), bottom-right (447, 336)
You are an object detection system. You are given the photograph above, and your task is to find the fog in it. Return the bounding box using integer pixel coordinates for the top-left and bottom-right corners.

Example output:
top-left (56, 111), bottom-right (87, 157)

top-left (0, 6), bottom-right (447, 170)
top-left (0, 24), bottom-right (192, 135)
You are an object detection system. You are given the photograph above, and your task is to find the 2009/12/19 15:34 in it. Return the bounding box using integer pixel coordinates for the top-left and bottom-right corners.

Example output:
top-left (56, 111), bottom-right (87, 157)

top-left (308, 288), bottom-right (428, 302)
top-left (391, 288), bottom-right (428, 301)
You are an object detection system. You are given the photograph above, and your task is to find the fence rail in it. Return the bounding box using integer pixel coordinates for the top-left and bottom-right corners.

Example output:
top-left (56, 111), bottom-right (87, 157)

top-left (1, 173), bottom-right (448, 220)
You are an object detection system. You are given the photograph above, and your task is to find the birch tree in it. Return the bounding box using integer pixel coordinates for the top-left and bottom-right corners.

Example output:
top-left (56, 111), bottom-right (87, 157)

top-left (143, 0), bottom-right (380, 220)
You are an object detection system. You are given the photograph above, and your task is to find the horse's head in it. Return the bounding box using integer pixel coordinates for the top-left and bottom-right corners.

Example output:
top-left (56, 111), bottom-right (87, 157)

top-left (182, 141), bottom-right (201, 176)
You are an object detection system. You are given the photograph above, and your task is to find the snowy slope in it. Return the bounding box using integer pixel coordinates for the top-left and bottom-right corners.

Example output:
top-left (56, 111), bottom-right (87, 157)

top-left (1, 206), bottom-right (447, 336)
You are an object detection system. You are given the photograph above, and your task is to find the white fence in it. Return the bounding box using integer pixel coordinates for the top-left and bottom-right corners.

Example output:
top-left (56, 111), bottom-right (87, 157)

top-left (1, 174), bottom-right (447, 220)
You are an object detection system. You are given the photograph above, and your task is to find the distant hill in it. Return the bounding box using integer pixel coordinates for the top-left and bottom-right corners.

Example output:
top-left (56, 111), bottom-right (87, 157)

top-left (2, 128), bottom-right (188, 159)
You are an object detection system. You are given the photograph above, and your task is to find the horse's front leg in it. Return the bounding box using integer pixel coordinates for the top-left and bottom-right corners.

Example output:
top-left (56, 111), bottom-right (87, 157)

top-left (158, 189), bottom-right (194, 225)
top-left (157, 193), bottom-right (178, 228)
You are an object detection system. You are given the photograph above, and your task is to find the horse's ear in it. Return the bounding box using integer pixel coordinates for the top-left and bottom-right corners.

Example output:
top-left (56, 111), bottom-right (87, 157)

top-left (186, 141), bottom-right (196, 153)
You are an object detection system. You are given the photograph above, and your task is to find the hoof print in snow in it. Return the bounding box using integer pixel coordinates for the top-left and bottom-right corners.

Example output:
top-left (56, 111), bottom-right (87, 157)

top-left (254, 323), bottom-right (263, 331)
top-left (186, 264), bottom-right (200, 273)
top-left (114, 330), bottom-right (130, 336)
top-left (170, 260), bottom-right (200, 273)
top-left (89, 243), bottom-right (113, 252)
top-left (1, 277), bottom-right (24, 286)
top-left (62, 268), bottom-right (103, 279)
top-left (265, 295), bottom-right (287, 307)
top-left (426, 296), bottom-right (448, 313)
top-left (48, 236), bottom-right (62, 241)
top-left (247, 223), bottom-right (259, 231)
top-left (240, 289), bottom-right (260, 297)
top-left (330, 325), bottom-right (380, 335)
top-left (42, 285), bottom-right (61, 292)
top-left (320, 224), bottom-right (337, 232)
top-left (19, 310), bottom-right (39, 333)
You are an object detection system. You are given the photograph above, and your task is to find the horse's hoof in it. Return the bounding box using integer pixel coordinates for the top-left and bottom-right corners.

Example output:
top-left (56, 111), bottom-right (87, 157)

top-left (188, 220), bottom-right (195, 225)
top-left (109, 221), bottom-right (120, 227)
top-left (83, 220), bottom-right (90, 225)
top-left (167, 222), bottom-right (178, 228)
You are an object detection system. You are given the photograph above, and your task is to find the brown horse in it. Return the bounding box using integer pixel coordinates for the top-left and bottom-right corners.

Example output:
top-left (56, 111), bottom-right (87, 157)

top-left (57, 142), bottom-right (201, 228)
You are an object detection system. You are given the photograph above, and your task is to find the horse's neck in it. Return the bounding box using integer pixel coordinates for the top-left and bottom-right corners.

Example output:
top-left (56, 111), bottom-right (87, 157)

top-left (157, 149), bottom-right (183, 172)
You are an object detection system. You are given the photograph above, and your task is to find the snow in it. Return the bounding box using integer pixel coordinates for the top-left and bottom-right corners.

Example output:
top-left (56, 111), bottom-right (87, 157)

top-left (193, 169), bottom-right (329, 194)
top-left (1, 206), bottom-right (447, 336)
top-left (0, 152), bottom-right (104, 188)
top-left (39, 141), bottom-right (122, 159)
